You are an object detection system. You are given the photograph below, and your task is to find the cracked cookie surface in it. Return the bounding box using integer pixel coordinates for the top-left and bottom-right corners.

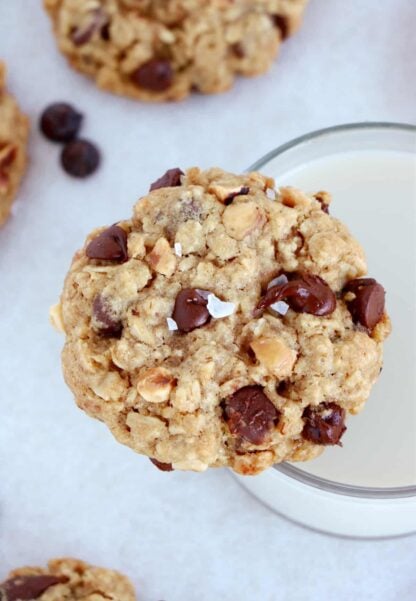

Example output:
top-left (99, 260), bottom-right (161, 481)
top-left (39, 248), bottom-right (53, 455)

top-left (0, 558), bottom-right (136, 601)
top-left (54, 167), bottom-right (390, 475)
top-left (0, 62), bottom-right (29, 225)
top-left (43, 0), bottom-right (308, 101)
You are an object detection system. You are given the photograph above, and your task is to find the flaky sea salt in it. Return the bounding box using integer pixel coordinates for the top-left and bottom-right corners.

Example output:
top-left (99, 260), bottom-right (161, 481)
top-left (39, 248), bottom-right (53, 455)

top-left (207, 294), bottom-right (235, 319)
top-left (267, 274), bottom-right (288, 289)
top-left (270, 300), bottom-right (290, 316)
top-left (166, 317), bottom-right (179, 331)
top-left (266, 188), bottom-right (276, 200)
top-left (174, 242), bottom-right (182, 257)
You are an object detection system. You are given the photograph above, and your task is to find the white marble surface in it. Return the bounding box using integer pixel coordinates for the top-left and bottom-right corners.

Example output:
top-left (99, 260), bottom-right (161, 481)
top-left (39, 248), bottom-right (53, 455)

top-left (1, 1), bottom-right (415, 599)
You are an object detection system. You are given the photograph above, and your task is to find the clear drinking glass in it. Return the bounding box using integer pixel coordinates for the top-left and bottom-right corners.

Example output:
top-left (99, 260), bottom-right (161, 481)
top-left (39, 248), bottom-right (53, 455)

top-left (235, 123), bottom-right (416, 539)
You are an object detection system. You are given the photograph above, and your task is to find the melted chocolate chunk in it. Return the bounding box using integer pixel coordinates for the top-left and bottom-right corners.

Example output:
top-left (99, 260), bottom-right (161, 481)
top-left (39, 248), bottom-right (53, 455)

top-left (224, 186), bottom-right (250, 205)
top-left (231, 42), bottom-right (245, 59)
top-left (150, 168), bottom-right (184, 191)
top-left (302, 402), bottom-right (346, 445)
top-left (70, 8), bottom-right (108, 46)
top-left (86, 225), bottom-right (128, 262)
top-left (92, 295), bottom-right (122, 337)
top-left (131, 59), bottom-right (173, 92)
top-left (150, 458), bottom-right (174, 472)
top-left (272, 15), bottom-right (289, 39)
top-left (0, 575), bottom-right (68, 601)
top-left (343, 278), bottom-right (385, 330)
top-left (222, 385), bottom-right (280, 445)
top-left (255, 272), bottom-right (336, 317)
top-left (314, 191), bottom-right (330, 214)
top-left (172, 288), bottom-right (210, 333)
top-left (40, 103), bottom-right (83, 143)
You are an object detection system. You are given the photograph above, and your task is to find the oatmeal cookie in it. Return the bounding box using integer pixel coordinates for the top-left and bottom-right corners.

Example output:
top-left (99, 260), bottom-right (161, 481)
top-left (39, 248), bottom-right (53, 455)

top-left (53, 167), bottom-right (390, 475)
top-left (43, 0), bottom-right (308, 101)
top-left (0, 558), bottom-right (136, 601)
top-left (0, 62), bottom-right (29, 225)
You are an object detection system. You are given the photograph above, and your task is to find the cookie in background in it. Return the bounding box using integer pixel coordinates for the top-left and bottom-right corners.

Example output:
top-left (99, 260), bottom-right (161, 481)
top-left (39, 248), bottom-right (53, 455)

top-left (43, 0), bottom-right (309, 102)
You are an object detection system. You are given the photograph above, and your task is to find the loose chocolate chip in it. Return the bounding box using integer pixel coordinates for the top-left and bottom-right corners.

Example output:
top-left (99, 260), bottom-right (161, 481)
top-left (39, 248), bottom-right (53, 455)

top-left (131, 59), bottom-right (173, 92)
top-left (343, 278), bottom-right (385, 330)
top-left (86, 224), bottom-right (128, 262)
top-left (172, 288), bottom-right (210, 333)
top-left (224, 186), bottom-right (250, 205)
top-left (302, 402), bottom-right (346, 445)
top-left (255, 272), bottom-right (336, 318)
top-left (92, 295), bottom-right (122, 337)
top-left (150, 458), bottom-right (174, 472)
top-left (150, 168), bottom-right (184, 191)
top-left (272, 15), bottom-right (289, 39)
top-left (0, 575), bottom-right (68, 601)
top-left (61, 139), bottom-right (100, 178)
top-left (222, 385), bottom-right (280, 445)
top-left (40, 103), bottom-right (83, 143)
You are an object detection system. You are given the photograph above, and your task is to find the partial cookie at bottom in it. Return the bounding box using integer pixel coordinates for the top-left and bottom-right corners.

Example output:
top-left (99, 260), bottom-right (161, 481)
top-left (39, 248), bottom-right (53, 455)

top-left (0, 558), bottom-right (136, 601)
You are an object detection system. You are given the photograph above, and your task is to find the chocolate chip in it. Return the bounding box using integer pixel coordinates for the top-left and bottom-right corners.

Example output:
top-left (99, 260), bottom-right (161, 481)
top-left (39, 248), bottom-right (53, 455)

top-left (255, 272), bottom-right (336, 318)
top-left (343, 278), bottom-right (385, 330)
top-left (0, 145), bottom-right (17, 170)
top-left (92, 295), bottom-right (122, 337)
top-left (100, 22), bottom-right (111, 41)
top-left (61, 139), bottom-right (100, 178)
top-left (70, 8), bottom-right (108, 46)
top-left (231, 42), bottom-right (245, 59)
top-left (272, 15), bottom-right (289, 39)
top-left (224, 186), bottom-right (250, 205)
top-left (150, 168), bottom-right (184, 191)
top-left (302, 402), bottom-right (346, 445)
top-left (314, 191), bottom-right (330, 214)
top-left (0, 575), bottom-right (68, 601)
top-left (172, 288), bottom-right (210, 333)
top-left (131, 59), bottom-right (173, 92)
top-left (222, 385), bottom-right (280, 445)
top-left (86, 224), bottom-right (128, 262)
top-left (40, 103), bottom-right (83, 143)
top-left (150, 458), bottom-right (174, 472)
top-left (276, 380), bottom-right (290, 396)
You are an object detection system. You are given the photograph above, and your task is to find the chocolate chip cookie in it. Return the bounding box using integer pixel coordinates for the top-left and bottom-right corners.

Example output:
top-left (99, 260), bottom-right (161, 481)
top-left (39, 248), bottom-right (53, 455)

top-left (43, 0), bottom-right (308, 102)
top-left (0, 558), bottom-right (136, 601)
top-left (0, 62), bottom-right (29, 225)
top-left (53, 167), bottom-right (390, 475)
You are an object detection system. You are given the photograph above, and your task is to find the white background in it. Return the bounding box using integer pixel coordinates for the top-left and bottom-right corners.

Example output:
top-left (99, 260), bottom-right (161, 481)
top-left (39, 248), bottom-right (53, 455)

top-left (1, 1), bottom-right (415, 599)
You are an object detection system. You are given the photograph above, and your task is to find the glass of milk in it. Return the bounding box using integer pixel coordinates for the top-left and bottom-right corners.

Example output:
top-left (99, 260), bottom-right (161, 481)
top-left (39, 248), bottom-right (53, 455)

top-left (236, 123), bottom-right (416, 539)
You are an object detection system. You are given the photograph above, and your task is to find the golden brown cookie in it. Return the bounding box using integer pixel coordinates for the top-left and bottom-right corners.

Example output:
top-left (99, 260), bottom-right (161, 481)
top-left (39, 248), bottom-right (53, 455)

top-left (53, 167), bottom-right (390, 475)
top-left (0, 558), bottom-right (136, 601)
top-left (43, 0), bottom-right (308, 101)
top-left (0, 62), bottom-right (29, 226)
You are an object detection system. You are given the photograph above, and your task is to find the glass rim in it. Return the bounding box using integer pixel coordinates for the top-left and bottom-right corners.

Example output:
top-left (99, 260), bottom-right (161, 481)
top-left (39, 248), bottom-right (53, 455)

top-left (249, 121), bottom-right (416, 500)
top-left (248, 121), bottom-right (416, 173)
